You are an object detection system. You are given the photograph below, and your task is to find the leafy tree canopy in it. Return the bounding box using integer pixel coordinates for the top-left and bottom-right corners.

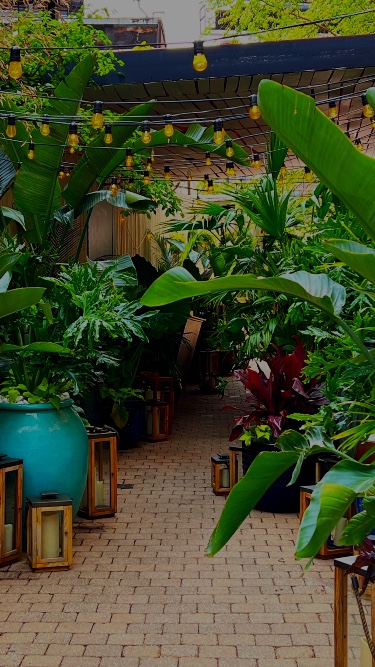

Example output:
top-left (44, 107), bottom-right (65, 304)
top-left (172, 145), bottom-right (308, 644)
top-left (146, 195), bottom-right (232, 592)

top-left (205, 0), bottom-right (375, 40)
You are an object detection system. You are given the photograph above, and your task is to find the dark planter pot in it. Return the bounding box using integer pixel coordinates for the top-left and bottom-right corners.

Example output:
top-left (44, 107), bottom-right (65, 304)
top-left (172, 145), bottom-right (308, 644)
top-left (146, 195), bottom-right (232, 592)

top-left (242, 442), bottom-right (316, 513)
top-left (77, 387), bottom-right (105, 427)
top-left (109, 399), bottom-right (146, 450)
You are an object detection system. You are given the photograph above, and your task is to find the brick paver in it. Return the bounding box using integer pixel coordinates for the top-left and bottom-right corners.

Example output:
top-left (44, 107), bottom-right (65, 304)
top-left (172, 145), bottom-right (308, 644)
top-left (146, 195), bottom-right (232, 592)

top-left (0, 379), bottom-right (366, 665)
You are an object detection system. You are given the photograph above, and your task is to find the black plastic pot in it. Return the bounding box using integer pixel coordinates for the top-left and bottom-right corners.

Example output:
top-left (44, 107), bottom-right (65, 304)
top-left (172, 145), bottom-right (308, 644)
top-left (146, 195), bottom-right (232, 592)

top-left (113, 399), bottom-right (146, 450)
top-left (242, 442), bottom-right (316, 513)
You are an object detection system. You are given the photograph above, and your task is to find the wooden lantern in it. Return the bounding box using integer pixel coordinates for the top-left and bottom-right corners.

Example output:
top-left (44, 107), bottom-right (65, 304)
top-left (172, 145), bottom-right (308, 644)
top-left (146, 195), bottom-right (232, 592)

top-left (211, 454), bottom-right (230, 495)
top-left (300, 484), bottom-right (353, 559)
top-left (26, 492), bottom-right (73, 571)
top-left (79, 426), bottom-right (118, 519)
top-left (145, 399), bottom-right (169, 441)
top-left (0, 455), bottom-right (23, 567)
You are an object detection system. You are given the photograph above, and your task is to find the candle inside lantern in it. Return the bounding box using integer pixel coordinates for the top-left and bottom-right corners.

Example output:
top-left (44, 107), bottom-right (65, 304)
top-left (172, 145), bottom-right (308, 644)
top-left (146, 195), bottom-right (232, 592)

top-left (41, 511), bottom-right (60, 559)
top-left (96, 480), bottom-right (104, 506)
top-left (360, 636), bottom-right (372, 667)
top-left (220, 466), bottom-right (230, 488)
top-left (4, 523), bottom-right (13, 552)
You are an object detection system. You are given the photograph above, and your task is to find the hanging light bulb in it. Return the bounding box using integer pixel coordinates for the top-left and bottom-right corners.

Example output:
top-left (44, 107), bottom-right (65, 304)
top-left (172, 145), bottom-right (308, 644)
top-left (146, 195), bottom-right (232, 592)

top-left (355, 138), bottom-right (363, 151)
top-left (151, 149), bottom-right (155, 163)
top-left (128, 176), bottom-right (134, 188)
top-left (225, 161), bottom-right (232, 177)
top-left (92, 101), bottom-right (104, 129)
top-left (207, 179), bottom-right (214, 195)
top-left (69, 147), bottom-right (75, 154)
top-left (67, 121), bottom-right (79, 147)
top-left (205, 152), bottom-right (212, 166)
top-left (164, 114), bottom-right (174, 138)
top-left (58, 167), bottom-right (65, 181)
top-left (146, 157), bottom-right (153, 172)
top-left (64, 165), bottom-right (71, 179)
top-left (280, 163), bottom-right (287, 176)
top-left (203, 173), bottom-right (209, 188)
top-left (251, 153), bottom-right (261, 168)
top-left (192, 40), bottom-right (208, 72)
top-left (249, 94), bottom-right (261, 120)
top-left (304, 166), bottom-right (314, 183)
top-left (27, 141), bottom-right (35, 160)
top-left (225, 139), bottom-right (234, 158)
top-left (8, 46), bottom-right (23, 83)
top-left (104, 124), bottom-right (113, 145)
top-left (213, 119), bottom-right (224, 145)
top-left (141, 121), bottom-right (152, 144)
top-left (109, 176), bottom-right (118, 196)
top-left (164, 165), bottom-right (171, 180)
top-left (6, 114), bottom-right (16, 138)
top-left (187, 170), bottom-right (192, 182)
top-left (362, 94), bottom-right (374, 118)
top-left (143, 170), bottom-right (151, 186)
top-left (328, 100), bottom-right (338, 119)
top-left (125, 148), bottom-right (134, 169)
top-left (40, 115), bottom-right (50, 136)
top-left (8, 46), bottom-right (22, 80)
top-left (228, 162), bottom-right (236, 177)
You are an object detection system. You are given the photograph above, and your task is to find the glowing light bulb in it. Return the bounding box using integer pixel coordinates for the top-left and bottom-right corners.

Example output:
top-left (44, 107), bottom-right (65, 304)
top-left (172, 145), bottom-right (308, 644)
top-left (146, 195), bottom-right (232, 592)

top-left (328, 101), bottom-right (338, 119)
top-left (6, 114), bottom-right (16, 138)
top-left (164, 165), bottom-right (171, 180)
top-left (27, 141), bottom-right (35, 159)
top-left (280, 163), bottom-right (287, 176)
top-left (40, 116), bottom-right (50, 136)
top-left (109, 176), bottom-right (119, 196)
top-left (146, 158), bottom-right (152, 172)
top-left (8, 46), bottom-right (22, 80)
top-left (67, 121), bottom-right (79, 147)
top-left (225, 139), bottom-right (234, 157)
top-left (187, 171), bottom-right (192, 182)
top-left (143, 170), bottom-right (150, 186)
top-left (141, 121), bottom-right (152, 144)
top-left (104, 124), bottom-right (113, 145)
top-left (213, 119), bottom-right (224, 145)
top-left (362, 94), bottom-right (374, 118)
top-left (64, 166), bottom-right (71, 179)
top-left (355, 138), bottom-right (363, 151)
top-left (304, 166), bottom-right (314, 183)
top-left (226, 162), bottom-right (236, 177)
top-left (192, 40), bottom-right (208, 72)
top-left (69, 147), bottom-right (75, 154)
top-left (205, 152), bottom-right (212, 166)
top-left (249, 94), bottom-right (261, 120)
top-left (207, 178), bottom-right (214, 195)
top-left (151, 149), bottom-right (155, 163)
top-left (92, 101), bottom-right (104, 129)
top-left (125, 148), bottom-right (134, 169)
top-left (164, 114), bottom-right (174, 138)
top-left (251, 154), bottom-right (261, 168)
top-left (203, 173), bottom-right (209, 188)
top-left (58, 167), bottom-right (65, 180)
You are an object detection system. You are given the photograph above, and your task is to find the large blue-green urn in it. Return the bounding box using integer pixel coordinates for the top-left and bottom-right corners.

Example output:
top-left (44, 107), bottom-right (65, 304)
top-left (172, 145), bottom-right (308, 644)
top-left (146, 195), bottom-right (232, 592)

top-left (0, 400), bottom-right (88, 523)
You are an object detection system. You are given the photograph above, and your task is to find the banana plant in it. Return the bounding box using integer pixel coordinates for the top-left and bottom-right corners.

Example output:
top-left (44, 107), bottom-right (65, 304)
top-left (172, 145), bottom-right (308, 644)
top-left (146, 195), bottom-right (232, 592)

top-left (140, 80), bottom-right (375, 560)
top-left (0, 251), bottom-right (44, 319)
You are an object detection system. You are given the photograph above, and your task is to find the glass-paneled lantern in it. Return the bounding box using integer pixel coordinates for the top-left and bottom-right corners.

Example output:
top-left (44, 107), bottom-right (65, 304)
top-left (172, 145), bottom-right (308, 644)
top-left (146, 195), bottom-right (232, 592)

top-left (211, 454), bottom-right (230, 495)
top-left (79, 427), bottom-right (117, 519)
top-left (0, 455), bottom-right (23, 567)
top-left (26, 492), bottom-right (73, 571)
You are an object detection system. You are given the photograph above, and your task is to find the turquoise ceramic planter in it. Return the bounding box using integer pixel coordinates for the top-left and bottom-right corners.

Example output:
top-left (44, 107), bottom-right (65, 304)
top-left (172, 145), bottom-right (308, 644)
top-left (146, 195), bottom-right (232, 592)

top-left (0, 400), bottom-right (88, 519)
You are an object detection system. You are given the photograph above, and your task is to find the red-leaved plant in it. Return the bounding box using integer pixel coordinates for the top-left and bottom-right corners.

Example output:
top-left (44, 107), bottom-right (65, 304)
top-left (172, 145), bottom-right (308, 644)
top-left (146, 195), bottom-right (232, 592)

top-left (226, 338), bottom-right (328, 441)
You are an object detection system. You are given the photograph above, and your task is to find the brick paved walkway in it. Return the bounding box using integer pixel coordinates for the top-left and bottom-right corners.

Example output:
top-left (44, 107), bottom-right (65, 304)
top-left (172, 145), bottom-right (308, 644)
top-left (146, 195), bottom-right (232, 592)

top-left (0, 379), bottom-right (366, 666)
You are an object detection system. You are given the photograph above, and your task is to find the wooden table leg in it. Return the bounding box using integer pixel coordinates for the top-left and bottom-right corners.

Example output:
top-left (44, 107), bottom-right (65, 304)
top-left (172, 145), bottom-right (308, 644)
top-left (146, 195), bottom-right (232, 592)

top-left (334, 566), bottom-right (348, 667)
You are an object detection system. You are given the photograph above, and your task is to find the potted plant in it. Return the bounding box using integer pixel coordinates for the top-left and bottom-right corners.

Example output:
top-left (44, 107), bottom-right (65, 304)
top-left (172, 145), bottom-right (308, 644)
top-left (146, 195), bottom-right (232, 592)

top-left (225, 338), bottom-right (328, 511)
top-left (100, 385), bottom-right (145, 449)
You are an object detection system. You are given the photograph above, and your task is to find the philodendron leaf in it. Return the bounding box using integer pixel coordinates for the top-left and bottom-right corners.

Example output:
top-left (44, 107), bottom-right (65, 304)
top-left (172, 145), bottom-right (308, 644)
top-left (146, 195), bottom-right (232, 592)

top-left (258, 79), bottom-right (375, 242)
top-left (324, 239), bottom-right (375, 283)
top-left (141, 267), bottom-right (346, 317)
top-left (206, 451), bottom-right (299, 557)
top-left (296, 460), bottom-right (375, 558)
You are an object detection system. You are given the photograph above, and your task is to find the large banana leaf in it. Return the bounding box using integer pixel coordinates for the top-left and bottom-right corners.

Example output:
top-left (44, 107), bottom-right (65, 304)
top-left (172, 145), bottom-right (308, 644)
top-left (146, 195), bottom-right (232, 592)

top-left (0, 253), bottom-right (21, 280)
top-left (132, 123), bottom-right (249, 166)
top-left (258, 80), bottom-right (375, 242)
top-left (63, 102), bottom-right (155, 210)
top-left (296, 460), bottom-right (375, 558)
top-left (11, 55), bottom-right (97, 242)
top-left (141, 266), bottom-right (346, 316)
top-left (206, 451), bottom-right (300, 557)
top-left (324, 239), bottom-right (375, 283)
top-left (0, 287), bottom-right (45, 318)
top-left (74, 189), bottom-right (156, 217)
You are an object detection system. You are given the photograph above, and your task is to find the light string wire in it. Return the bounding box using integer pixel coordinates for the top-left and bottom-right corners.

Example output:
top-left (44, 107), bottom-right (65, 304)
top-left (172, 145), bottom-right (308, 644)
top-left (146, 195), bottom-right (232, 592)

top-left (0, 7), bottom-right (375, 50)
